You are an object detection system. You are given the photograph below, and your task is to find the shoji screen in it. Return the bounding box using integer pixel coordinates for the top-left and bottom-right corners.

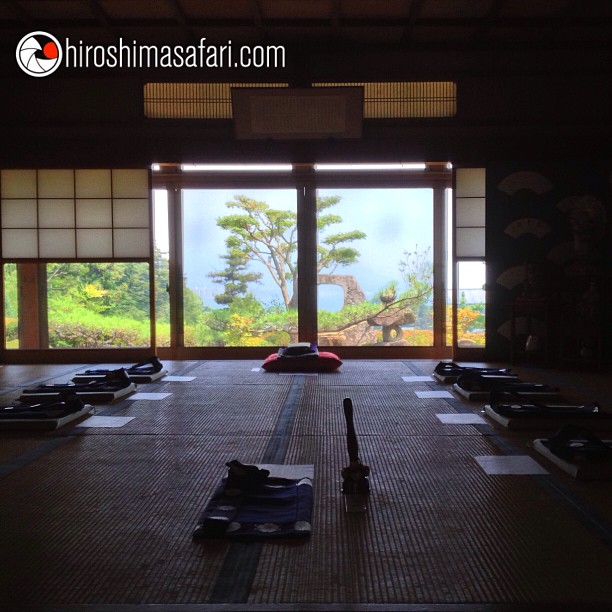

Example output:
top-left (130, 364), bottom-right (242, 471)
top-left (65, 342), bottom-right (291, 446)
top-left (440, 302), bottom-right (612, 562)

top-left (0, 169), bottom-right (150, 259)
top-left (455, 168), bottom-right (485, 258)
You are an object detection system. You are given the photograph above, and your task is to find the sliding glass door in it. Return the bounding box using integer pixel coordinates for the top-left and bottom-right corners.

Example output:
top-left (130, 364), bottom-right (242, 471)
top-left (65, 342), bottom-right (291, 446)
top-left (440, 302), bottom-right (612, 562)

top-left (181, 188), bottom-right (298, 347)
top-left (3, 261), bottom-right (152, 349)
top-left (315, 188), bottom-right (434, 347)
top-left (152, 163), bottom-right (452, 357)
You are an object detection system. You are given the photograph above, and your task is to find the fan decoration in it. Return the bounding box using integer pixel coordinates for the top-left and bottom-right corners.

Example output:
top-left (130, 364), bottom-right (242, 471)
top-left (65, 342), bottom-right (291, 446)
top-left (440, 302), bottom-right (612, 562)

top-left (497, 171), bottom-right (554, 195)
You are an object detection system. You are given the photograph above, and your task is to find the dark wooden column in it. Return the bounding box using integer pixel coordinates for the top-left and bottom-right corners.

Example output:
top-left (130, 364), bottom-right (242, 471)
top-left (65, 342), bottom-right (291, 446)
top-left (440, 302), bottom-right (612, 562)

top-left (17, 263), bottom-right (49, 349)
top-left (296, 168), bottom-right (318, 344)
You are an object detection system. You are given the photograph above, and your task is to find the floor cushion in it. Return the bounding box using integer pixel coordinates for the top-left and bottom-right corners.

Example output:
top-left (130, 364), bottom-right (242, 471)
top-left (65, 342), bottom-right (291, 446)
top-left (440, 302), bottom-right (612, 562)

top-left (262, 351), bottom-right (342, 373)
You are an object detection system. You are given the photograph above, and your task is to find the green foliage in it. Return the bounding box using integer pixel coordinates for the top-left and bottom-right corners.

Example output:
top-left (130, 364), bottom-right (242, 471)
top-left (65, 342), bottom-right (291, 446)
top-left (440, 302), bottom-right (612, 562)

top-left (399, 245), bottom-right (433, 301)
top-left (182, 276), bottom-right (205, 325)
top-left (375, 281), bottom-right (398, 302)
top-left (318, 291), bottom-right (421, 333)
top-left (5, 317), bottom-right (18, 342)
top-left (210, 193), bottom-right (366, 309)
top-left (209, 247), bottom-right (262, 305)
top-left (212, 195), bottom-right (298, 308)
top-left (48, 307), bottom-right (150, 347)
top-left (2, 250), bottom-right (206, 348)
top-left (43, 253), bottom-right (203, 344)
top-left (41, 248), bottom-right (187, 325)
top-left (316, 195), bottom-right (366, 273)
top-left (465, 302), bottom-right (485, 330)
top-left (47, 262), bottom-right (149, 320)
top-left (153, 247), bottom-right (171, 322)
top-left (318, 302), bottom-right (379, 331)
top-left (398, 245), bottom-right (434, 328)
top-left (3, 263), bottom-right (18, 319)
top-left (188, 294), bottom-right (293, 347)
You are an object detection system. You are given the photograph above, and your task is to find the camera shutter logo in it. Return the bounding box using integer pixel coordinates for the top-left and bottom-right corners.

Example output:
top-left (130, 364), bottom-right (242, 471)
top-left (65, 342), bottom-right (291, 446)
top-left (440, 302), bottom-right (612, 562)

top-left (16, 31), bottom-right (62, 77)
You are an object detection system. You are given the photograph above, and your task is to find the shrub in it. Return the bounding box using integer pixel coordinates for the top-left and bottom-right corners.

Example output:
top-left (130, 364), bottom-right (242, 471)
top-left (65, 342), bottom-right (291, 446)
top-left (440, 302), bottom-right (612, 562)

top-left (4, 317), bottom-right (18, 342)
top-left (48, 309), bottom-right (150, 347)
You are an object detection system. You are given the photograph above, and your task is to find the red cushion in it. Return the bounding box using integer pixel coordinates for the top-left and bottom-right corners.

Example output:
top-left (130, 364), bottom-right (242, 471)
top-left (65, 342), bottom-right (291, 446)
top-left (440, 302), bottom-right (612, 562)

top-left (261, 351), bottom-right (342, 373)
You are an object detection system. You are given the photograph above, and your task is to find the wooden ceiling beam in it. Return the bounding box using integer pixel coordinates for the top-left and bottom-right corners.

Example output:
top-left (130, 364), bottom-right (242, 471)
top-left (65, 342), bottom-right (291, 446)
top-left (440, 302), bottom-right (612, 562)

top-left (86, 0), bottom-right (121, 40)
top-left (400, 0), bottom-right (427, 47)
top-left (470, 0), bottom-right (508, 44)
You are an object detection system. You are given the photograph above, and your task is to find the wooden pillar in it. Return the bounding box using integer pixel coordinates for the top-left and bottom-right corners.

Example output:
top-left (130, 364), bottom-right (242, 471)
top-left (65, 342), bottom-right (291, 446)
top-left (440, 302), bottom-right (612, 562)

top-left (17, 263), bottom-right (48, 349)
top-left (296, 169), bottom-right (318, 344)
top-left (168, 187), bottom-right (184, 352)
top-left (432, 186), bottom-right (448, 350)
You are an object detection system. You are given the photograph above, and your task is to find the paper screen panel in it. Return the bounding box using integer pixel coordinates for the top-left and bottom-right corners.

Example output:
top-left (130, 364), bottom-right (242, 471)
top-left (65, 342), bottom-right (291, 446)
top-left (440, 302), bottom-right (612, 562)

top-left (77, 228), bottom-right (113, 258)
top-left (2, 229), bottom-right (38, 257)
top-left (75, 169), bottom-right (112, 198)
top-left (456, 227), bottom-right (485, 258)
top-left (455, 168), bottom-right (485, 198)
top-left (76, 199), bottom-right (112, 227)
top-left (113, 228), bottom-right (150, 257)
top-left (1, 168), bottom-right (150, 260)
top-left (38, 199), bottom-right (75, 228)
top-left (112, 170), bottom-right (149, 198)
top-left (113, 199), bottom-right (149, 227)
top-left (1, 199), bottom-right (37, 228)
top-left (39, 229), bottom-right (76, 258)
top-left (1, 170), bottom-right (37, 198)
top-left (456, 197), bottom-right (485, 227)
top-left (38, 169), bottom-right (74, 198)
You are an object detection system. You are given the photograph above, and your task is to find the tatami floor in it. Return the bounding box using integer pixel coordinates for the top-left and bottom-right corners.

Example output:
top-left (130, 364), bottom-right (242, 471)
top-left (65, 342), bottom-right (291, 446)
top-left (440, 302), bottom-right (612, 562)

top-left (0, 359), bottom-right (611, 611)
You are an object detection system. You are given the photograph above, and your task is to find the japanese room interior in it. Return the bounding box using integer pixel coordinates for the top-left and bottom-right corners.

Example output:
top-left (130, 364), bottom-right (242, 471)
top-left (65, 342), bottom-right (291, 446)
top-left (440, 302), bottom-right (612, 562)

top-left (1, 1), bottom-right (612, 611)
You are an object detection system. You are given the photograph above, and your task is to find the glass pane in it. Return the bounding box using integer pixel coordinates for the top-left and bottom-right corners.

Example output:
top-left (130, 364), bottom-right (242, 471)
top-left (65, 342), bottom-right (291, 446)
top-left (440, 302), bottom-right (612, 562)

top-left (316, 188), bottom-right (434, 347)
top-left (46, 262), bottom-right (151, 348)
top-left (153, 189), bottom-right (170, 347)
top-left (456, 261), bottom-right (486, 349)
top-left (182, 188), bottom-right (297, 347)
top-left (3, 263), bottom-right (18, 348)
top-left (3, 262), bottom-right (152, 349)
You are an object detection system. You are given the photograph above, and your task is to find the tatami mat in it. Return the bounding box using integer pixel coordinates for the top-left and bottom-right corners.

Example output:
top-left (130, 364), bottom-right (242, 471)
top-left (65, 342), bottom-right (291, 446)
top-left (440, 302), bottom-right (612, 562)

top-left (78, 385), bottom-right (291, 436)
top-left (1, 359), bottom-right (611, 609)
top-left (0, 434), bottom-right (57, 463)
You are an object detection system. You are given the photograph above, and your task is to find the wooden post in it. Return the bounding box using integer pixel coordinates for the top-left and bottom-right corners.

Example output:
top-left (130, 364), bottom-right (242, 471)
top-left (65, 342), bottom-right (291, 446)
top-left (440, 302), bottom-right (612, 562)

top-left (17, 263), bottom-right (48, 349)
top-left (296, 168), bottom-right (318, 344)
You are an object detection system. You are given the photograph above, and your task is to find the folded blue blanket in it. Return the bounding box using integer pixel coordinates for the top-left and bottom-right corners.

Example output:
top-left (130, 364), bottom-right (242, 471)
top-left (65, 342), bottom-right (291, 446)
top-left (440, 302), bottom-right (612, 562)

top-left (193, 476), bottom-right (313, 539)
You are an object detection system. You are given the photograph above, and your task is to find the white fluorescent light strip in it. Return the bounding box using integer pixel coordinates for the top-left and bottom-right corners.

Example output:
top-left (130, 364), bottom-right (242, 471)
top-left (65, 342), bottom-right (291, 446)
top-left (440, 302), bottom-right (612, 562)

top-left (159, 163), bottom-right (436, 172)
top-left (314, 163), bottom-right (427, 171)
top-left (181, 164), bottom-right (292, 172)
